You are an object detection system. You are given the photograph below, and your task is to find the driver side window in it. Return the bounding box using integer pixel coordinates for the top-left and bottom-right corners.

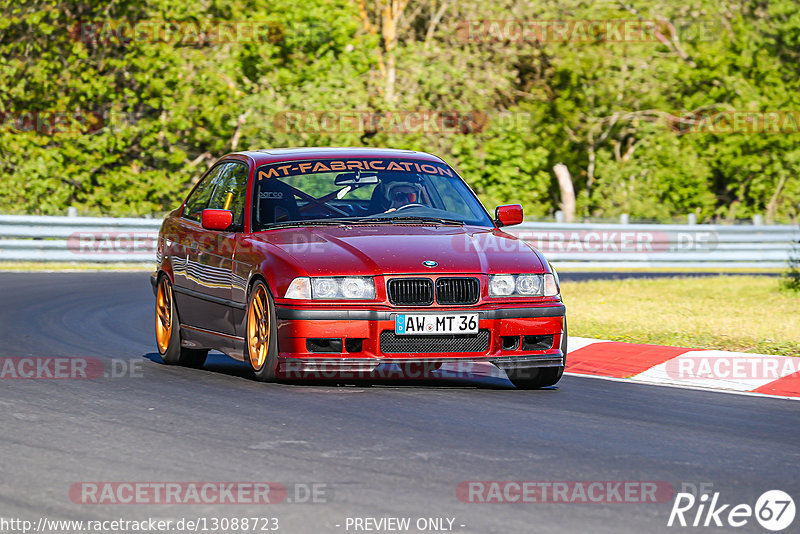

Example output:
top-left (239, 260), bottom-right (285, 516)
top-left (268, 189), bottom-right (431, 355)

top-left (182, 162), bottom-right (248, 228)
top-left (206, 162), bottom-right (248, 229)
top-left (182, 165), bottom-right (224, 222)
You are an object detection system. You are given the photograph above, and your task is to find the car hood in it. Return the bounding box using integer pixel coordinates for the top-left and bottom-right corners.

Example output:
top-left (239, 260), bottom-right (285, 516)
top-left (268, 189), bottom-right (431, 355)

top-left (251, 224), bottom-right (545, 276)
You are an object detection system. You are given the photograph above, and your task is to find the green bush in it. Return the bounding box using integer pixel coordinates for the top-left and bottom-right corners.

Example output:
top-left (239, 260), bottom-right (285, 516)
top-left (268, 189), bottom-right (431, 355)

top-left (782, 237), bottom-right (800, 293)
top-left (1, 0), bottom-right (799, 222)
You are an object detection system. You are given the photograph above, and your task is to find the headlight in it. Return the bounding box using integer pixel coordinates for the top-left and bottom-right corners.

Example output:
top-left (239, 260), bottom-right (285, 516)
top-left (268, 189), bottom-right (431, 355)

top-left (285, 277), bottom-right (375, 300)
top-left (340, 277), bottom-right (373, 299)
top-left (515, 274), bottom-right (542, 295)
top-left (489, 274), bottom-right (559, 297)
top-left (312, 278), bottom-right (339, 299)
top-left (489, 274), bottom-right (515, 296)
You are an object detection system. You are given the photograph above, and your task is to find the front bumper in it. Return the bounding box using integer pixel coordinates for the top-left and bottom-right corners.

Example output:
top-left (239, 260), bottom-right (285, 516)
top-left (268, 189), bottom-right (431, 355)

top-left (274, 304), bottom-right (566, 377)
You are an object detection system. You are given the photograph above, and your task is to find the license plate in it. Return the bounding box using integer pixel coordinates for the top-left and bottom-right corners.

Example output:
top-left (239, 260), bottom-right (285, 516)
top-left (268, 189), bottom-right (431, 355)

top-left (395, 313), bottom-right (479, 335)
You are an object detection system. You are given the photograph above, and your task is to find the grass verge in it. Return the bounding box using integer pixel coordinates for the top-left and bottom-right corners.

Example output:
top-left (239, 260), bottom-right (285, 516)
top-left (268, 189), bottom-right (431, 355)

top-left (561, 276), bottom-right (800, 357)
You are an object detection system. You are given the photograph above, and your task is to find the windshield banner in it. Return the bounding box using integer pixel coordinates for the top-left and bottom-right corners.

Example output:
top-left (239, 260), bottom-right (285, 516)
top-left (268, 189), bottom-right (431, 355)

top-left (257, 159), bottom-right (455, 180)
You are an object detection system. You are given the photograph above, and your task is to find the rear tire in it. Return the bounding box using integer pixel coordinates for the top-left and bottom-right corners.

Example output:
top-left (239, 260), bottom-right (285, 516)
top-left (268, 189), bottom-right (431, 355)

top-left (245, 280), bottom-right (279, 382)
top-left (507, 318), bottom-right (567, 389)
top-left (155, 275), bottom-right (208, 368)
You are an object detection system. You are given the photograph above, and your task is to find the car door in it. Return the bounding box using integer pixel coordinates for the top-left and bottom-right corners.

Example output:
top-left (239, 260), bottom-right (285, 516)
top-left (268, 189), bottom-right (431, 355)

top-left (171, 163), bottom-right (224, 323)
top-left (190, 161), bottom-right (249, 335)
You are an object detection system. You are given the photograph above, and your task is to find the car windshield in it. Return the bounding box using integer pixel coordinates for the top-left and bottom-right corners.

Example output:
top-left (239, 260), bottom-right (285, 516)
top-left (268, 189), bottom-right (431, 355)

top-left (251, 158), bottom-right (494, 231)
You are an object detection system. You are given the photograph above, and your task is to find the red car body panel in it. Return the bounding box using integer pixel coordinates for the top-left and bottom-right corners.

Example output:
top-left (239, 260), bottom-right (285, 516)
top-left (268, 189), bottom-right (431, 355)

top-left (153, 148), bottom-right (566, 380)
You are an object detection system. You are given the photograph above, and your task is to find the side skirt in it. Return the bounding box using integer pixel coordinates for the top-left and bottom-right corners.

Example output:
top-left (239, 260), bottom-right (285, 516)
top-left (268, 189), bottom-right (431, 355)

top-left (180, 324), bottom-right (246, 362)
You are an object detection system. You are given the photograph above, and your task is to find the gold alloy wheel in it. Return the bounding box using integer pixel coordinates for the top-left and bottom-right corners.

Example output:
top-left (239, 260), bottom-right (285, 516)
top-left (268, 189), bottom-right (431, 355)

top-left (247, 284), bottom-right (270, 370)
top-left (155, 278), bottom-right (172, 354)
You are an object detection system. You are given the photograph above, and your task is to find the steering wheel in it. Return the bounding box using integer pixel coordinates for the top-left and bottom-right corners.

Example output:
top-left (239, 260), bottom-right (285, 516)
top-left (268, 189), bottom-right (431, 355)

top-left (394, 203), bottom-right (426, 211)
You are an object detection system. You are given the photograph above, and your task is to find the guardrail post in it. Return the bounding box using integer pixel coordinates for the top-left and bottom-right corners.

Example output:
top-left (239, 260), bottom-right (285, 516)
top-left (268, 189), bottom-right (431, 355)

top-left (753, 214), bottom-right (763, 226)
top-left (620, 214), bottom-right (629, 224)
top-left (67, 207), bottom-right (78, 217)
top-left (555, 210), bottom-right (565, 223)
top-left (687, 213), bottom-right (697, 225)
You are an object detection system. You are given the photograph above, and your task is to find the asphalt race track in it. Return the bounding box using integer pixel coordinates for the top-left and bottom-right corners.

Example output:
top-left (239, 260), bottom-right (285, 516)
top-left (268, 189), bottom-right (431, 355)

top-left (0, 272), bottom-right (798, 533)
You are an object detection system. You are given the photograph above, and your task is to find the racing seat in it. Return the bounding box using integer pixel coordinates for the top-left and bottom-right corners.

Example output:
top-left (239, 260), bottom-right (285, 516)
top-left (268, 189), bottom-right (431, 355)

top-left (256, 180), bottom-right (301, 226)
top-left (368, 183), bottom-right (390, 213)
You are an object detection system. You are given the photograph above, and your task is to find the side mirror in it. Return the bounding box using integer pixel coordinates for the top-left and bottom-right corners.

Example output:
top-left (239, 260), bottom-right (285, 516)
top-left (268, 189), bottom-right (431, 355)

top-left (495, 204), bottom-right (523, 227)
top-left (201, 209), bottom-right (233, 231)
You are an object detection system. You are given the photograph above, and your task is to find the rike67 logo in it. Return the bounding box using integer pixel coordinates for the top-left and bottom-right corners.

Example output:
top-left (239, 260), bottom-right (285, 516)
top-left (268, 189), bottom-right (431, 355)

top-left (668, 489), bottom-right (795, 531)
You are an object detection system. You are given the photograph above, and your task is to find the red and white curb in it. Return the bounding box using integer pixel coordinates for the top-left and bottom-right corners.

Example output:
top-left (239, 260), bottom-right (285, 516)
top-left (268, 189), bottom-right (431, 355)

top-left (565, 337), bottom-right (800, 400)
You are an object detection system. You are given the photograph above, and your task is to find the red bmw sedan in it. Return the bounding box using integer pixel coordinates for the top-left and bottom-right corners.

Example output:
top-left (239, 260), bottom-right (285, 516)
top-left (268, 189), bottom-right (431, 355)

top-left (152, 148), bottom-right (566, 388)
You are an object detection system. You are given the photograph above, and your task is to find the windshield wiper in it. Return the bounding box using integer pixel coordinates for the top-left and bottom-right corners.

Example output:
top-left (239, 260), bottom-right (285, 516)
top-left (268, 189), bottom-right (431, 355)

top-left (263, 218), bottom-right (356, 229)
top-left (379, 216), bottom-right (464, 226)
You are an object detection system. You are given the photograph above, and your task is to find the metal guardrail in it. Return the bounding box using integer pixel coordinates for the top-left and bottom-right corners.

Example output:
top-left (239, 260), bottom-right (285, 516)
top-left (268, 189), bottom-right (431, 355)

top-left (508, 222), bottom-right (799, 268)
top-left (0, 215), bottom-right (797, 268)
top-left (0, 214), bottom-right (162, 262)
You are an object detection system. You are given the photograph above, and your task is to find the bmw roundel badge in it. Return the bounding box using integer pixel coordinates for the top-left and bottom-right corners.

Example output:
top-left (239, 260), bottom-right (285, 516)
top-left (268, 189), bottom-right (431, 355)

top-left (422, 260), bottom-right (438, 268)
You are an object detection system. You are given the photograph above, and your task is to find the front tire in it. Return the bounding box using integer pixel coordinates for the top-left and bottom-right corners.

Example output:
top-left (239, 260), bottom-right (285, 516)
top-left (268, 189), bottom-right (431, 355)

top-left (155, 275), bottom-right (208, 368)
top-left (245, 280), bottom-right (279, 381)
top-left (507, 319), bottom-right (567, 389)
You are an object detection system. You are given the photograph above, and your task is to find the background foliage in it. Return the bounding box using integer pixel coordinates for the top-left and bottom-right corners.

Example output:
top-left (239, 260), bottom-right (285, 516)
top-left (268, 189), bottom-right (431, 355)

top-left (1, 0), bottom-right (799, 222)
